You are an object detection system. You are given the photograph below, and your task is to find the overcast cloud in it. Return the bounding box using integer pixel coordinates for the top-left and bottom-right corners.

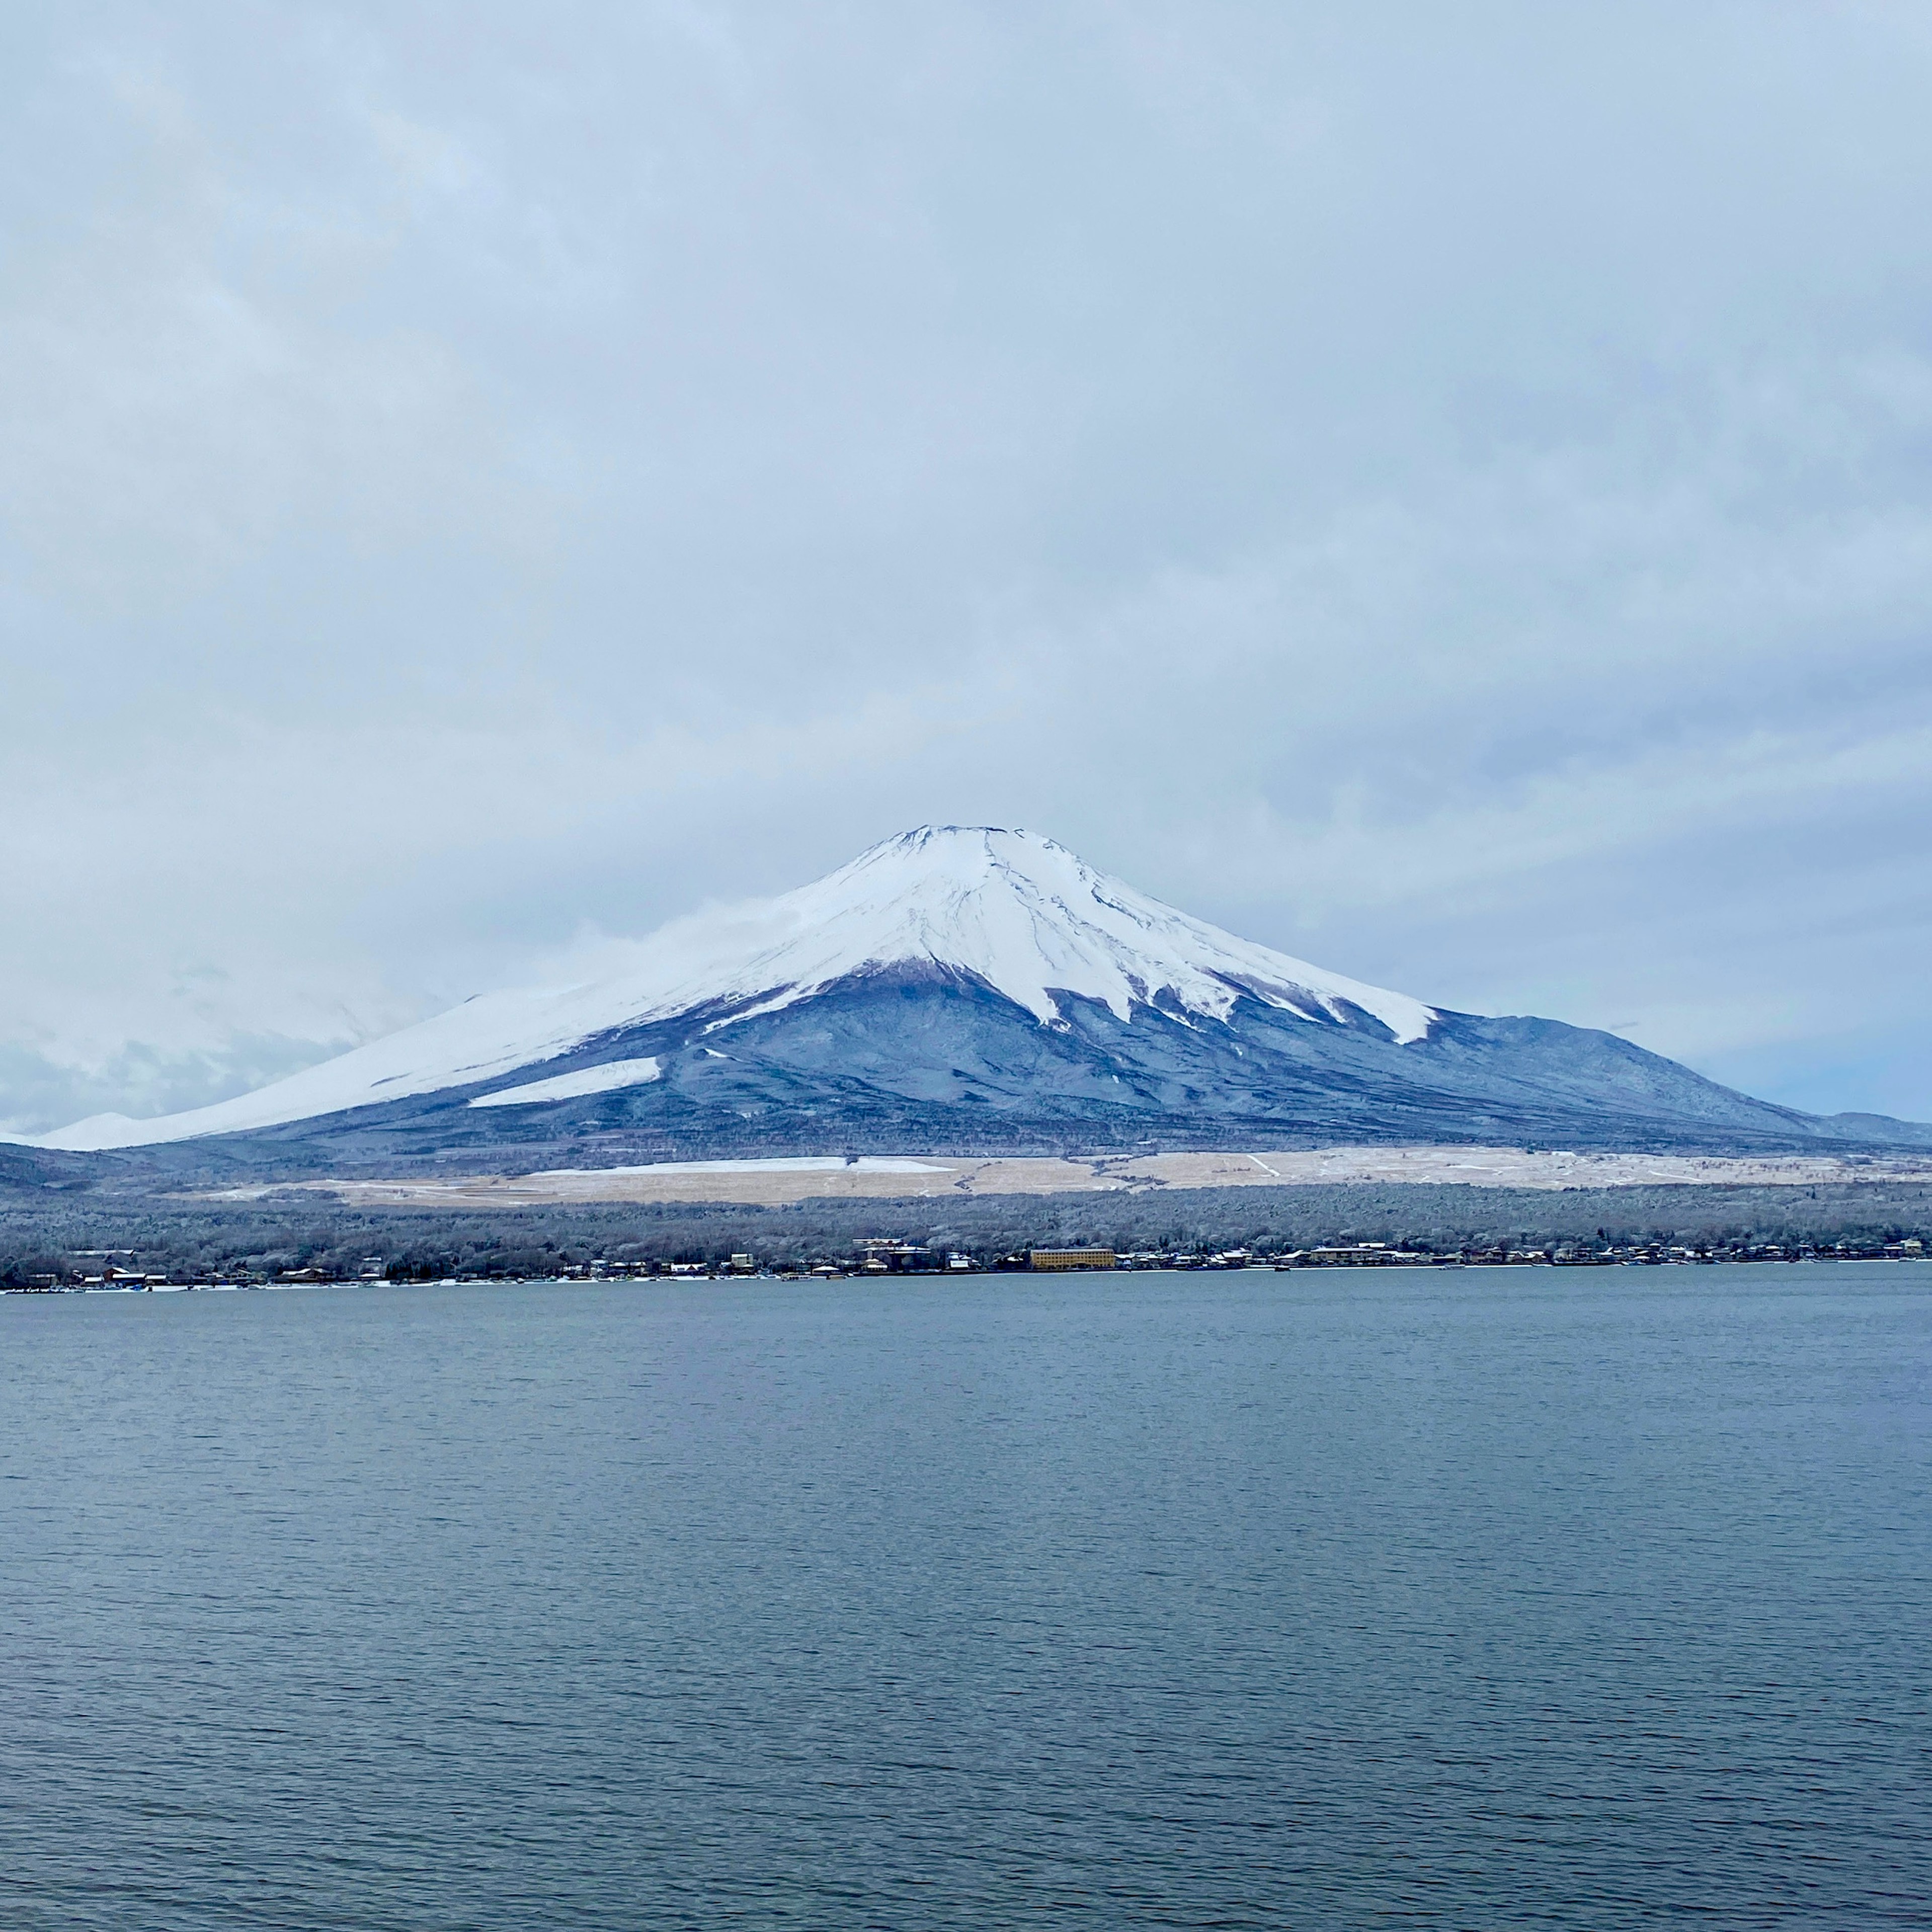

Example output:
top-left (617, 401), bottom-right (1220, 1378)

top-left (5, 1), bottom-right (1932, 1134)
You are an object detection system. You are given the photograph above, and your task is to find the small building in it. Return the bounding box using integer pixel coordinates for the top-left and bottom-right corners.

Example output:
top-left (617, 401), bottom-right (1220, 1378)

top-left (857, 1240), bottom-right (935, 1274)
top-left (1028, 1247), bottom-right (1116, 1271)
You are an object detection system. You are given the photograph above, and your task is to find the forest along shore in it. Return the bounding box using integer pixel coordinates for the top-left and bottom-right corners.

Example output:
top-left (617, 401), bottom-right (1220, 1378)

top-left (4, 1177), bottom-right (1931, 1290)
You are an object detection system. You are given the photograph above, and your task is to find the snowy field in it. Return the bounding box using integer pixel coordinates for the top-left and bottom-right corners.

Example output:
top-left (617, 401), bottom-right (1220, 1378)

top-left (193, 1146), bottom-right (1932, 1210)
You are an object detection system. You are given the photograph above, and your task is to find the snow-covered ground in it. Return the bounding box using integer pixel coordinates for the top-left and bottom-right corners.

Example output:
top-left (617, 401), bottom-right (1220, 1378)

top-left (466, 1057), bottom-right (661, 1107)
top-left (38, 827), bottom-right (1437, 1150)
top-left (191, 1145), bottom-right (1932, 1208)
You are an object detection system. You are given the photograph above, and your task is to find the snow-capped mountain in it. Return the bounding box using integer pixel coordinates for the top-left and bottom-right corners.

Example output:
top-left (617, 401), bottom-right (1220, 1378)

top-left (34, 826), bottom-right (1932, 1164)
top-left (43, 828), bottom-right (1433, 1151)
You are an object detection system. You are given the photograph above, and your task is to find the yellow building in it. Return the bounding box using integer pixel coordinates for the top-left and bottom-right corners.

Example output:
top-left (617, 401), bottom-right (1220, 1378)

top-left (1028, 1247), bottom-right (1116, 1271)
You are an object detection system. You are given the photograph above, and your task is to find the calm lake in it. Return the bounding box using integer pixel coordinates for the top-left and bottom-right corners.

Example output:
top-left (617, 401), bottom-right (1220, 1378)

top-left (3, 1265), bottom-right (1928, 1928)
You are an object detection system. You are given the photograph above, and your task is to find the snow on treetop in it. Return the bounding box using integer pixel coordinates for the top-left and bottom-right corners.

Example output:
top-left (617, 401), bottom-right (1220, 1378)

top-left (41, 826), bottom-right (1436, 1149)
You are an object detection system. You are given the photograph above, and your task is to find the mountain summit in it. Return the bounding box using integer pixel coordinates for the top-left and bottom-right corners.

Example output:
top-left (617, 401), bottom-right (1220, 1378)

top-left (39, 825), bottom-right (1932, 1165)
top-left (647, 826), bottom-right (1437, 1040)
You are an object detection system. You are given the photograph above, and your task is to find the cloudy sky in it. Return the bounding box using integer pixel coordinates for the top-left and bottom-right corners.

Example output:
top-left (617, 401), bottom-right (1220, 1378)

top-left (5, 1), bottom-right (1932, 1134)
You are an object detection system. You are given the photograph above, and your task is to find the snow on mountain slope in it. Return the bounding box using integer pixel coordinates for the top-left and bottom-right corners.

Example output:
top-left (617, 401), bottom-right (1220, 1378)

top-left (466, 1057), bottom-right (663, 1108)
top-left (40, 827), bottom-right (1438, 1150)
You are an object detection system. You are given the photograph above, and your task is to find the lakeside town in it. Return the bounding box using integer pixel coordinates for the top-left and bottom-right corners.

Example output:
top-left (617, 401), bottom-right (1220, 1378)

top-left (10, 1232), bottom-right (1927, 1291)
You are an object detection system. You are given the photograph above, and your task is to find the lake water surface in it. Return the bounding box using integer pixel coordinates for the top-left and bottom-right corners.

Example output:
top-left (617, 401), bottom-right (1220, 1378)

top-left (3, 1265), bottom-right (1928, 1928)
